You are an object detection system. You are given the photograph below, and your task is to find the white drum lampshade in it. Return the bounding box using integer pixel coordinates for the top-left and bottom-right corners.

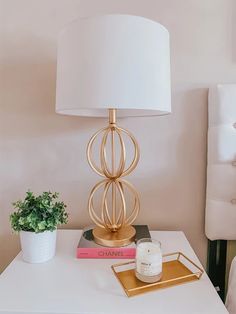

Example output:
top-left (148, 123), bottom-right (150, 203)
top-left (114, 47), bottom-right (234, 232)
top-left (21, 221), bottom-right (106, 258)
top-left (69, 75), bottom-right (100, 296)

top-left (56, 14), bottom-right (171, 117)
top-left (55, 14), bottom-right (171, 247)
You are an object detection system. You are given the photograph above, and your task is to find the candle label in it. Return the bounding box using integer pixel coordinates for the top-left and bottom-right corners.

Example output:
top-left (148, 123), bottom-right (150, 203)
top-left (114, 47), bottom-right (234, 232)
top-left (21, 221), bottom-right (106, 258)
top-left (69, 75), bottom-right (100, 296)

top-left (135, 241), bottom-right (162, 277)
top-left (136, 258), bottom-right (162, 276)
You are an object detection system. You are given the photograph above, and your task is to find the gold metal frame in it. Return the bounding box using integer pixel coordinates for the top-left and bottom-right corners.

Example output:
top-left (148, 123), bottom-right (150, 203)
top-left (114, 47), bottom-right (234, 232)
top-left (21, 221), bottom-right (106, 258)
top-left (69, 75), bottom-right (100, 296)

top-left (111, 252), bottom-right (204, 297)
top-left (86, 109), bottom-right (140, 246)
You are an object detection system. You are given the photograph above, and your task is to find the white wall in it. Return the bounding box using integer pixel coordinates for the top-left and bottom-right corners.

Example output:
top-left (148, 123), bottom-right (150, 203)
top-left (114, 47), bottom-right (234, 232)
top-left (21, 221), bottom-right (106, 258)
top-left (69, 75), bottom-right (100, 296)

top-left (0, 0), bottom-right (236, 272)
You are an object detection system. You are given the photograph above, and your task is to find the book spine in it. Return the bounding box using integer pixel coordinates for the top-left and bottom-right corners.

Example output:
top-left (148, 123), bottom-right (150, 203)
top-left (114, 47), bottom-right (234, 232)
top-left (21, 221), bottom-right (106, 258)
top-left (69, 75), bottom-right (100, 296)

top-left (77, 247), bottom-right (136, 259)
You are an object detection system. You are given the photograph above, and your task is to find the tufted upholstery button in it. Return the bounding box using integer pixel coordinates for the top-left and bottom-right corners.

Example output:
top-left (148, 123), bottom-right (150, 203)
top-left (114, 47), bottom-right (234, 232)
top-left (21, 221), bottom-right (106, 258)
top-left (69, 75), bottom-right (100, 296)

top-left (232, 161), bottom-right (236, 167)
top-left (231, 199), bottom-right (236, 204)
top-left (233, 122), bottom-right (236, 128)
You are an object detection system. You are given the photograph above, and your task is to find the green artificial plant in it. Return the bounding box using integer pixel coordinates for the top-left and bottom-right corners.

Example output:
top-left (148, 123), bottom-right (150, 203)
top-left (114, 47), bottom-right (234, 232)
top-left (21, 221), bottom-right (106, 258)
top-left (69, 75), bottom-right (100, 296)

top-left (10, 191), bottom-right (68, 233)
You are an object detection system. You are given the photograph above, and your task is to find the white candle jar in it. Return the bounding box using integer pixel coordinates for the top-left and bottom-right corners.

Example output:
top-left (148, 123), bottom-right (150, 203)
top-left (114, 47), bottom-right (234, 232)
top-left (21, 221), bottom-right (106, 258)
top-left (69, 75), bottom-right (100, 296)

top-left (135, 238), bottom-right (162, 283)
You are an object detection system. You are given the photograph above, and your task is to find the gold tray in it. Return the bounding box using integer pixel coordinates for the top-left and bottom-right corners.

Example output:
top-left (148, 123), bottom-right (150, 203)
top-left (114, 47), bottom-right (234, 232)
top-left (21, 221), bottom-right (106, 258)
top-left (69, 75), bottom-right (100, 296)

top-left (111, 252), bottom-right (204, 297)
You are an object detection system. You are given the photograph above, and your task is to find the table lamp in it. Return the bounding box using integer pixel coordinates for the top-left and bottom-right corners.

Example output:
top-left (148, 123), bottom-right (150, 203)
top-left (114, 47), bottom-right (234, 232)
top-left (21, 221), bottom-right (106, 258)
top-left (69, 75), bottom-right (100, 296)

top-left (56, 14), bottom-right (171, 247)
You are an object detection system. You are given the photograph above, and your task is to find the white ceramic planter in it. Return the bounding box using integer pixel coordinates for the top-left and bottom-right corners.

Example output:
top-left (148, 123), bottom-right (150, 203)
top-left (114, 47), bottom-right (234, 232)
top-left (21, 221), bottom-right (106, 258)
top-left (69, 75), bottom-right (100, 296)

top-left (20, 230), bottom-right (57, 263)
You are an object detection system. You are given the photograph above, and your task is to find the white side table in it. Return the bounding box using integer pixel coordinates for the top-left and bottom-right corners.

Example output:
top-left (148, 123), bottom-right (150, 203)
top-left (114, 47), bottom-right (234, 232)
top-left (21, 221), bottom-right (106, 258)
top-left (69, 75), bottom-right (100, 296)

top-left (0, 230), bottom-right (228, 314)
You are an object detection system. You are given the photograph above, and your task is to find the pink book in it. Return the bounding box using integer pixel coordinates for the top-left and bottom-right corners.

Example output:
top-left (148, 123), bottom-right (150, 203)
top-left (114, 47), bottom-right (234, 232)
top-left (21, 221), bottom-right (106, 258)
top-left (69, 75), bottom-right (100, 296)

top-left (76, 225), bottom-right (150, 259)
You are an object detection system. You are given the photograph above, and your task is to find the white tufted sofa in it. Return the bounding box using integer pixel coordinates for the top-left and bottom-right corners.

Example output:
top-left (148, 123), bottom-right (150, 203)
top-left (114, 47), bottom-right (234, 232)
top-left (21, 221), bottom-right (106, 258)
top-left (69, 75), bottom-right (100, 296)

top-left (205, 84), bottom-right (236, 313)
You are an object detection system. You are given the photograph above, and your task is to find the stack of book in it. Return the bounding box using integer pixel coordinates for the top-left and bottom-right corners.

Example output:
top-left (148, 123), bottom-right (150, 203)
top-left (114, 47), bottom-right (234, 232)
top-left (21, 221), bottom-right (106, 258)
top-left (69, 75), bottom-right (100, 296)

top-left (76, 225), bottom-right (150, 259)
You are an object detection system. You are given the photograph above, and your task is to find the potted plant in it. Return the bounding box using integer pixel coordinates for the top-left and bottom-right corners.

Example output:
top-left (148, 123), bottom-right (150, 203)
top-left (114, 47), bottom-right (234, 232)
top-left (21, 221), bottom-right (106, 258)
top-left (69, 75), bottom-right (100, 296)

top-left (10, 191), bottom-right (68, 263)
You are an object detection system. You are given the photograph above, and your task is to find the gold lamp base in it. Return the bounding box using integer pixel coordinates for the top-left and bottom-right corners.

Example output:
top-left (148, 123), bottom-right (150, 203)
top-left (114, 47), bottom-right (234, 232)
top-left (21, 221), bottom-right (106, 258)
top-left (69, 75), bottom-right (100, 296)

top-left (93, 225), bottom-right (136, 247)
top-left (87, 109), bottom-right (140, 248)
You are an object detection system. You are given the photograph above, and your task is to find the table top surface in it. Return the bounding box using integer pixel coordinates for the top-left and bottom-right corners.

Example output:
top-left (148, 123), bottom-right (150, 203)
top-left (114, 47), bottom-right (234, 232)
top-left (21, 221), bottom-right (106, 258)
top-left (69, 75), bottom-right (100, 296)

top-left (0, 229), bottom-right (228, 314)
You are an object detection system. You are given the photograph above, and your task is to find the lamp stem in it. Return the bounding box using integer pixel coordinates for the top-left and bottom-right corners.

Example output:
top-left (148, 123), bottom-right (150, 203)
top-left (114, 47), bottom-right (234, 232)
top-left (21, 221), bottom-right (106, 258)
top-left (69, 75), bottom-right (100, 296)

top-left (110, 109), bottom-right (116, 229)
top-left (109, 108), bottom-right (116, 125)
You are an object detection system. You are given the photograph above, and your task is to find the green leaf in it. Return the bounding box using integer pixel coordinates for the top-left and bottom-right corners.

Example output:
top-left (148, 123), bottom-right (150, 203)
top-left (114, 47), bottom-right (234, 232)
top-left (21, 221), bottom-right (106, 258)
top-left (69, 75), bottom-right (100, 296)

top-left (9, 190), bottom-right (68, 233)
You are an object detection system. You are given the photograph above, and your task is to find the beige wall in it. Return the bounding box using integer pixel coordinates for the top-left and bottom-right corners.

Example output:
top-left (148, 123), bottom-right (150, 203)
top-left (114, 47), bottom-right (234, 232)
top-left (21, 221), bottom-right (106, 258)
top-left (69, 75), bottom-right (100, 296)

top-left (0, 0), bottom-right (236, 272)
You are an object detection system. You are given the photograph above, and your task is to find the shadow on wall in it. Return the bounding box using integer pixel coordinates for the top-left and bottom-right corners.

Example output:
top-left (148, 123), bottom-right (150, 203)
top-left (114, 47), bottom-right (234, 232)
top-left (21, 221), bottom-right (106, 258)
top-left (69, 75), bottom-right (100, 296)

top-left (0, 233), bottom-right (20, 273)
top-left (133, 87), bottom-right (209, 264)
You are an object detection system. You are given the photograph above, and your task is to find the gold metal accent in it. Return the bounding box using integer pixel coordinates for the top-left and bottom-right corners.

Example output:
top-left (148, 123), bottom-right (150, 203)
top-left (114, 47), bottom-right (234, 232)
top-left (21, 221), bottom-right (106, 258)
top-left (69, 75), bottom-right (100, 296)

top-left (93, 225), bottom-right (136, 247)
top-left (87, 109), bottom-right (140, 246)
top-left (111, 252), bottom-right (204, 297)
top-left (109, 108), bottom-right (117, 125)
